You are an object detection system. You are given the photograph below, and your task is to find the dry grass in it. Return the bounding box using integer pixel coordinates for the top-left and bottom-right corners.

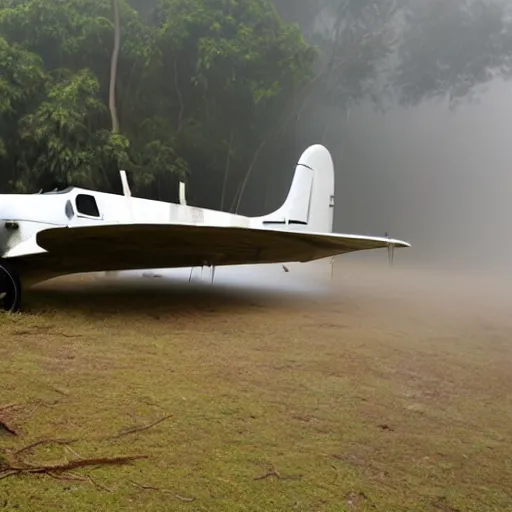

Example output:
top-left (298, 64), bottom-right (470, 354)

top-left (1, 261), bottom-right (512, 511)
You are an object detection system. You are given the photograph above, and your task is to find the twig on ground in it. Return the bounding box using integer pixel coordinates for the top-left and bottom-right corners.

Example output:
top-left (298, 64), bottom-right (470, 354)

top-left (87, 474), bottom-right (113, 492)
top-left (254, 468), bottom-right (302, 481)
top-left (13, 438), bottom-right (78, 457)
top-left (0, 470), bottom-right (21, 481)
top-left (129, 480), bottom-right (195, 502)
top-left (0, 404), bottom-right (19, 413)
top-left (0, 420), bottom-right (18, 436)
top-left (108, 415), bottom-right (172, 440)
top-left (25, 404), bottom-right (42, 419)
top-left (0, 455), bottom-right (148, 481)
top-left (46, 471), bottom-right (88, 483)
top-left (50, 388), bottom-right (70, 396)
top-left (175, 494), bottom-right (196, 503)
top-left (64, 445), bottom-right (82, 459)
top-left (254, 468), bottom-right (281, 481)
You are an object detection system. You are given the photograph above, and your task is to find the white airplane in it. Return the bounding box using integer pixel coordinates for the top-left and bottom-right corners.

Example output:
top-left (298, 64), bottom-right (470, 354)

top-left (0, 144), bottom-right (409, 312)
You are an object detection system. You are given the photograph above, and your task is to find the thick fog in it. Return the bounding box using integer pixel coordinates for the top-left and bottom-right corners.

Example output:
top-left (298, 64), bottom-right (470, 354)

top-left (255, 1), bottom-right (511, 276)
top-left (335, 79), bottom-right (512, 272)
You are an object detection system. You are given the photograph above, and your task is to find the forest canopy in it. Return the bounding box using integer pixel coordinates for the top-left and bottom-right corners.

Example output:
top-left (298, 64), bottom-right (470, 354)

top-left (1, 0), bottom-right (511, 213)
top-left (0, 0), bottom-right (316, 210)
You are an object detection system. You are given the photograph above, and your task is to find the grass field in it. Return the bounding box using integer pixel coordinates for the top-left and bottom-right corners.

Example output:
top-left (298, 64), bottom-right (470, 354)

top-left (1, 261), bottom-right (511, 511)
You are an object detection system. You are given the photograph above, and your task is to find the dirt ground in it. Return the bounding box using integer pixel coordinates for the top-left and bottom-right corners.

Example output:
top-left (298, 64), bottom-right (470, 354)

top-left (0, 259), bottom-right (511, 511)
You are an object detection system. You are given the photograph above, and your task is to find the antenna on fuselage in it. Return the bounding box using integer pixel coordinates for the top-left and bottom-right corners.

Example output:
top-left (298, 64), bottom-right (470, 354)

top-left (120, 170), bottom-right (132, 197)
top-left (179, 182), bottom-right (187, 206)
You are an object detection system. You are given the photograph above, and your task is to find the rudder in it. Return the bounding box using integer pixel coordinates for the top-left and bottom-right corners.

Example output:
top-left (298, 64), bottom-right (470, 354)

top-left (258, 144), bottom-right (335, 234)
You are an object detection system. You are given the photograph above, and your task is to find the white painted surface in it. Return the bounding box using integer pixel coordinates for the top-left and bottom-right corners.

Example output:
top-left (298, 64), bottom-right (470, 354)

top-left (0, 145), bottom-right (409, 285)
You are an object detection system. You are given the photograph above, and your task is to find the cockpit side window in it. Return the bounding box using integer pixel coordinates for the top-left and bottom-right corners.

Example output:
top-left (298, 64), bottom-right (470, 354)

top-left (65, 200), bottom-right (74, 220)
top-left (75, 194), bottom-right (100, 218)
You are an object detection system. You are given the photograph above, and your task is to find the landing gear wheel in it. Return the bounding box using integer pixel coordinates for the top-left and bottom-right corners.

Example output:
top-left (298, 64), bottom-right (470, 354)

top-left (0, 260), bottom-right (22, 313)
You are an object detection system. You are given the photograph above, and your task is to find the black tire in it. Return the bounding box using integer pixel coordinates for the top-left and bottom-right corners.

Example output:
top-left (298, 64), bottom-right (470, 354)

top-left (0, 260), bottom-right (22, 313)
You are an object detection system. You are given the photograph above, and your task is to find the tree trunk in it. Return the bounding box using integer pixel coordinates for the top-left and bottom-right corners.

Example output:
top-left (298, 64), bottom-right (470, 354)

top-left (106, 0), bottom-right (121, 280)
top-left (234, 134), bottom-right (270, 214)
top-left (220, 128), bottom-right (234, 211)
top-left (109, 0), bottom-right (121, 134)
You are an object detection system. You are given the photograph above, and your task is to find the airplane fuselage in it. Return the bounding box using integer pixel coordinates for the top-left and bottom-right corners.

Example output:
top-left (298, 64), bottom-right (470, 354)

top-left (0, 187), bottom-right (279, 260)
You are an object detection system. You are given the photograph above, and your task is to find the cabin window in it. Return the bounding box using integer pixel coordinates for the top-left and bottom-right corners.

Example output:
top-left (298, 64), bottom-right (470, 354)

top-left (65, 200), bottom-right (74, 220)
top-left (75, 194), bottom-right (100, 218)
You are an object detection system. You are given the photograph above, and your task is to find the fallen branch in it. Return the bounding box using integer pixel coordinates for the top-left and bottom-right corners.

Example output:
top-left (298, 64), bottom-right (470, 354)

top-left (108, 415), bottom-right (172, 440)
top-left (87, 474), bottom-right (113, 492)
top-left (175, 494), bottom-right (195, 503)
top-left (254, 469), bottom-right (281, 481)
top-left (50, 388), bottom-right (70, 396)
top-left (254, 468), bottom-right (302, 481)
top-left (0, 455), bottom-right (148, 481)
top-left (129, 480), bottom-right (195, 502)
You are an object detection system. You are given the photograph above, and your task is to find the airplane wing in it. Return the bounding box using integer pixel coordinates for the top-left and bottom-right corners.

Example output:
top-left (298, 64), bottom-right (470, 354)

top-left (14, 223), bottom-right (409, 281)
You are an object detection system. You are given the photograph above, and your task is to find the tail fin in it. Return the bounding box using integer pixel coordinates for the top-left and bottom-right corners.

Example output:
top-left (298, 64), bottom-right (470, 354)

top-left (259, 144), bottom-right (335, 233)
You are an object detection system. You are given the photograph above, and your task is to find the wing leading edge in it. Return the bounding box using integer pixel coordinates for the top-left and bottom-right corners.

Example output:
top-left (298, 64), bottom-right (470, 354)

top-left (16, 223), bottom-right (409, 282)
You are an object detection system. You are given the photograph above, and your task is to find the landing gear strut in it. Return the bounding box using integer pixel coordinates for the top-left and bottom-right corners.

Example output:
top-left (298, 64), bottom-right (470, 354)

top-left (0, 260), bottom-right (22, 313)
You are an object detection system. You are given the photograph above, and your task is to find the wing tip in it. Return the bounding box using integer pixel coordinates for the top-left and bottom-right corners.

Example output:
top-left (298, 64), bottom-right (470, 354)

top-left (389, 239), bottom-right (411, 248)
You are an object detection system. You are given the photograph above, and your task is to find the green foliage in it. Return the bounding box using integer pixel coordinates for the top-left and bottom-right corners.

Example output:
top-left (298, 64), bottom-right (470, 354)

top-left (0, 0), bottom-right (316, 210)
top-left (2, 0), bottom-right (510, 209)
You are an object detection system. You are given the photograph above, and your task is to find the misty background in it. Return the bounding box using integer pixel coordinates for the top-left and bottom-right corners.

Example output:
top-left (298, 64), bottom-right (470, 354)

top-left (272, 0), bottom-right (512, 272)
top-left (337, 79), bottom-right (512, 271)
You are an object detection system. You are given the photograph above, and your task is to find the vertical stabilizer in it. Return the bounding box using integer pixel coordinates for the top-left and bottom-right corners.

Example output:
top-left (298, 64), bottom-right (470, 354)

top-left (259, 144), bottom-right (335, 234)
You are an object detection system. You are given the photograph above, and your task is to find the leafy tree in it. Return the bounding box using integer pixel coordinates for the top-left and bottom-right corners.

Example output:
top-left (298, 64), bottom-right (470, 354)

top-left (3, 0), bottom-right (510, 214)
top-left (138, 0), bottom-right (316, 208)
top-left (0, 36), bottom-right (47, 190)
top-left (16, 69), bottom-right (130, 192)
top-left (0, 0), bottom-right (315, 211)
